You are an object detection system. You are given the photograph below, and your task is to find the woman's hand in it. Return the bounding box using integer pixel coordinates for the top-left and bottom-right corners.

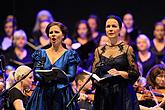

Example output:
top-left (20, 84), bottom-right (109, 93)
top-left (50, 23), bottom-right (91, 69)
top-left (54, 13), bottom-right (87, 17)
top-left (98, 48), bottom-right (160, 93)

top-left (108, 68), bottom-right (128, 79)
top-left (107, 68), bottom-right (120, 76)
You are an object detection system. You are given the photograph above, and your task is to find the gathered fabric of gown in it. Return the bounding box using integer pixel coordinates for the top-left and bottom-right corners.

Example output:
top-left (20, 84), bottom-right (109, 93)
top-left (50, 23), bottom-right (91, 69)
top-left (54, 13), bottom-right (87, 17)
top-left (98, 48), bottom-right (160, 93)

top-left (26, 49), bottom-right (80, 110)
top-left (92, 42), bottom-right (140, 110)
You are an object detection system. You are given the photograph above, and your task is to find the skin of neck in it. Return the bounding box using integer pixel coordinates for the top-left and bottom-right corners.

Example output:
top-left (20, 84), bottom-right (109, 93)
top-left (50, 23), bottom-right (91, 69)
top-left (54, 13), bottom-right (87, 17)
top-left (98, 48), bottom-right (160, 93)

top-left (155, 38), bottom-right (164, 43)
top-left (7, 35), bottom-right (13, 39)
top-left (108, 36), bottom-right (118, 45)
top-left (51, 42), bottom-right (64, 52)
top-left (79, 35), bottom-right (88, 40)
top-left (15, 83), bottom-right (24, 93)
top-left (91, 28), bottom-right (97, 33)
top-left (15, 46), bottom-right (25, 52)
top-left (139, 50), bottom-right (150, 55)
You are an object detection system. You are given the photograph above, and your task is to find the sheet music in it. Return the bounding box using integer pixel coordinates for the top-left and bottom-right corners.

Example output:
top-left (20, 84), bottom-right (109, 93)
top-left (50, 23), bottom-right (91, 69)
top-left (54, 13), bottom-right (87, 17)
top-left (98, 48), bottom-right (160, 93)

top-left (83, 70), bottom-right (107, 82)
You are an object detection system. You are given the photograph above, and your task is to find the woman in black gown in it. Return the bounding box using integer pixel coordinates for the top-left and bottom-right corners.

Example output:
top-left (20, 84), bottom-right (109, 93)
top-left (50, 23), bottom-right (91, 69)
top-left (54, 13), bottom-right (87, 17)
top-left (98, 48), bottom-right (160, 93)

top-left (92, 15), bottom-right (140, 110)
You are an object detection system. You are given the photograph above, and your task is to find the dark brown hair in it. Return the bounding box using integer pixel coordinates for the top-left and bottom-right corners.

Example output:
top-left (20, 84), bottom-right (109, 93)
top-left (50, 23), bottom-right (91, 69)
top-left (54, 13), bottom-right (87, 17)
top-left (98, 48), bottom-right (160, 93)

top-left (106, 14), bottom-right (122, 29)
top-left (146, 64), bottom-right (165, 88)
top-left (75, 72), bottom-right (88, 86)
top-left (154, 21), bottom-right (165, 30)
top-left (88, 14), bottom-right (100, 31)
top-left (45, 21), bottom-right (68, 38)
top-left (4, 16), bottom-right (17, 31)
top-left (73, 20), bottom-right (92, 40)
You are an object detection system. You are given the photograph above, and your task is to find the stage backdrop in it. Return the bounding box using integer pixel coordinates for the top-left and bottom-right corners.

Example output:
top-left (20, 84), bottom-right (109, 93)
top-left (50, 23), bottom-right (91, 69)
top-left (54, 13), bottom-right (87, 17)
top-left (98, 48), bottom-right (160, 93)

top-left (0, 0), bottom-right (164, 39)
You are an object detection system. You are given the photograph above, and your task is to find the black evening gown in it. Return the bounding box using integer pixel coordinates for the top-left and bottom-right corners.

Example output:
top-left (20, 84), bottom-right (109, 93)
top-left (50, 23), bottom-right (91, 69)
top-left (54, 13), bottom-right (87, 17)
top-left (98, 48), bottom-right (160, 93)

top-left (92, 42), bottom-right (140, 110)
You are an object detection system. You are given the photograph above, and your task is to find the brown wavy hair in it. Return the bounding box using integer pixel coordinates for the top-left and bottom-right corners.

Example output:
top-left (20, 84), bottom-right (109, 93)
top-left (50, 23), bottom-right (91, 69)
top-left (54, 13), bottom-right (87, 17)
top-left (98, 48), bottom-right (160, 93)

top-left (146, 64), bottom-right (165, 88)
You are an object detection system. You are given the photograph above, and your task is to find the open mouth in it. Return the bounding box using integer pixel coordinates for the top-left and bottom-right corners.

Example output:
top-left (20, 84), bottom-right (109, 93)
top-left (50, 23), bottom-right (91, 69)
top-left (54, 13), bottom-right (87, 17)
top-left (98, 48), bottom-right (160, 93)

top-left (52, 38), bottom-right (56, 43)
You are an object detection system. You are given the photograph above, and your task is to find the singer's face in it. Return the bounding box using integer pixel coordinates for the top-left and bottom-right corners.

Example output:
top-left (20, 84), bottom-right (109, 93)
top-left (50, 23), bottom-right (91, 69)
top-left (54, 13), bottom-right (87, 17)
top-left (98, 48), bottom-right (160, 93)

top-left (49, 25), bottom-right (64, 45)
top-left (106, 18), bottom-right (120, 38)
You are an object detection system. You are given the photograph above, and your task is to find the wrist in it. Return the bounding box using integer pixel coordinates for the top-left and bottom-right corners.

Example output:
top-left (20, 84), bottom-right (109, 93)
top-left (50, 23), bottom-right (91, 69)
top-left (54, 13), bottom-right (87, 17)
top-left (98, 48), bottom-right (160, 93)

top-left (119, 71), bottom-right (128, 79)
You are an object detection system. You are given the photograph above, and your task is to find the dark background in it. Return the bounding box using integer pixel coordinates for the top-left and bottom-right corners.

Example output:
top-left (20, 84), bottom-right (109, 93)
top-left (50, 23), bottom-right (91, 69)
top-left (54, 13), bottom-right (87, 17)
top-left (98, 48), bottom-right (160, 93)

top-left (0, 0), bottom-right (164, 39)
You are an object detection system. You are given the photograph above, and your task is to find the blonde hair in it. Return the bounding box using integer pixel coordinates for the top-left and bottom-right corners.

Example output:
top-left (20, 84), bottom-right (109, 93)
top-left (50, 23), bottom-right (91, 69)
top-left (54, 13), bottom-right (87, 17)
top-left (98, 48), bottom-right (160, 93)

top-left (136, 34), bottom-right (151, 49)
top-left (6, 65), bottom-right (32, 89)
top-left (13, 29), bottom-right (27, 44)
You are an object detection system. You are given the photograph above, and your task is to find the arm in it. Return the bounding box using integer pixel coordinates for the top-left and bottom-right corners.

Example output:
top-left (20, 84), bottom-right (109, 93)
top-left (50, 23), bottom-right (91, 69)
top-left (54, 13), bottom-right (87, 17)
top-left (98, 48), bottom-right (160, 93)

top-left (13, 99), bottom-right (25, 110)
top-left (67, 64), bottom-right (77, 82)
top-left (107, 46), bottom-right (139, 82)
top-left (92, 48), bottom-right (100, 74)
top-left (125, 46), bottom-right (140, 84)
top-left (67, 50), bottom-right (80, 82)
top-left (9, 88), bottom-right (25, 110)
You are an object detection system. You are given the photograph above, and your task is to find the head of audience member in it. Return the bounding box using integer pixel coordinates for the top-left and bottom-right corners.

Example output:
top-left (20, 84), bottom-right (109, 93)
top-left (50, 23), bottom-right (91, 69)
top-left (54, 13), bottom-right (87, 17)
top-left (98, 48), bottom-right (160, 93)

top-left (161, 16), bottom-right (165, 26)
top-left (75, 72), bottom-right (92, 92)
top-left (99, 35), bottom-right (109, 46)
top-left (45, 21), bottom-right (68, 48)
top-left (3, 16), bottom-right (17, 38)
top-left (13, 29), bottom-right (27, 49)
top-left (123, 13), bottom-right (134, 30)
top-left (5, 65), bottom-right (15, 76)
top-left (136, 34), bottom-right (151, 52)
top-left (33, 9), bottom-right (54, 32)
top-left (119, 23), bottom-right (130, 43)
top-left (73, 20), bottom-right (92, 40)
top-left (146, 64), bottom-right (165, 89)
top-left (105, 14), bottom-right (122, 39)
top-left (153, 22), bottom-right (165, 41)
top-left (39, 20), bottom-right (51, 37)
top-left (6, 15), bottom-right (15, 20)
top-left (63, 37), bottom-right (72, 49)
top-left (6, 65), bottom-right (34, 90)
top-left (87, 14), bottom-right (100, 33)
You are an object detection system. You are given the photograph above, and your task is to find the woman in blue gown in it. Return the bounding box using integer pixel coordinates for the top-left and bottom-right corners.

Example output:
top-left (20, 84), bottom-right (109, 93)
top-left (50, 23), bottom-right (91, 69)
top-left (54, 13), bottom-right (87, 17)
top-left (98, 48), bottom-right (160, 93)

top-left (26, 22), bottom-right (80, 110)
